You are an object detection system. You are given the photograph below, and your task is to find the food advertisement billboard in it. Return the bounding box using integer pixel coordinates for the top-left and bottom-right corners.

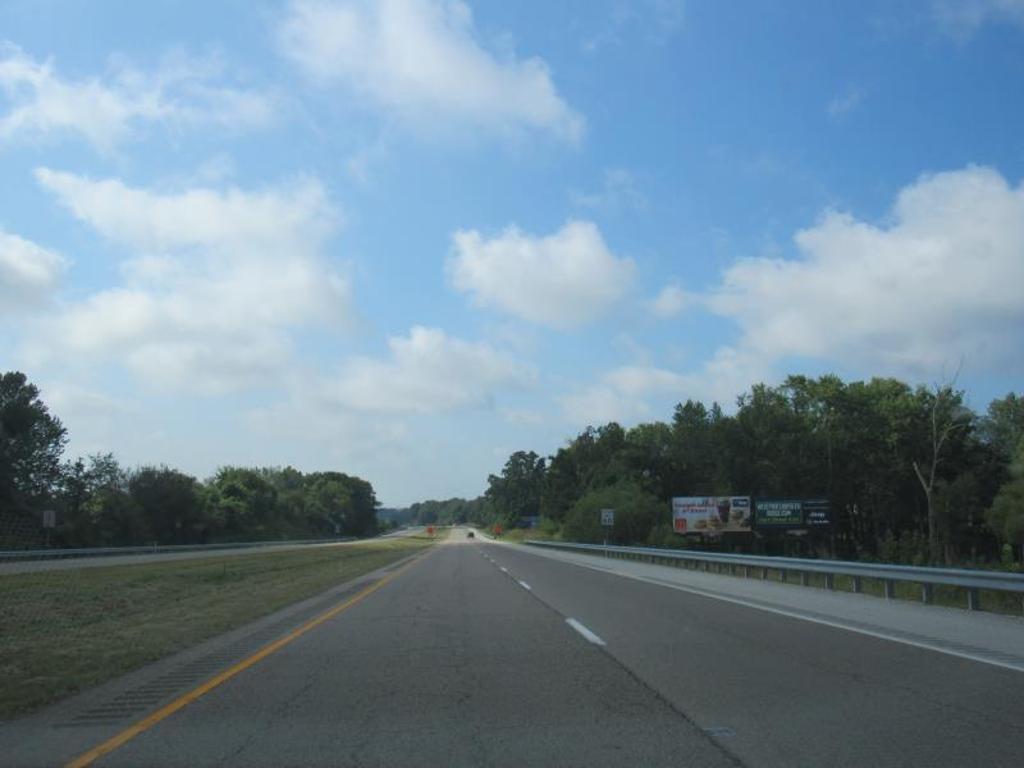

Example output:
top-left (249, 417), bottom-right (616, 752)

top-left (672, 496), bottom-right (752, 534)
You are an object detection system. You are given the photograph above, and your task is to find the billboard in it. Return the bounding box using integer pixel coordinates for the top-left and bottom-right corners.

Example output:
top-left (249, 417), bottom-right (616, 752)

top-left (754, 499), bottom-right (831, 530)
top-left (672, 496), bottom-right (752, 535)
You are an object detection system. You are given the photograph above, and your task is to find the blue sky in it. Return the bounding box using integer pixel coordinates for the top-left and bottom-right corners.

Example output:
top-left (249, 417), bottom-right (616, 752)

top-left (2, 0), bottom-right (1023, 506)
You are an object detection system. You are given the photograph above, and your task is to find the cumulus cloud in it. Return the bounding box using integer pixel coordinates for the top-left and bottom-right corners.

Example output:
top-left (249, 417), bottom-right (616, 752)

top-left (448, 220), bottom-right (635, 330)
top-left (706, 165), bottom-right (1024, 377)
top-left (566, 164), bottom-right (1024, 425)
top-left (500, 407), bottom-right (544, 425)
top-left (560, 349), bottom-right (768, 425)
top-left (29, 170), bottom-right (350, 394)
top-left (322, 326), bottom-right (533, 413)
top-left (0, 228), bottom-right (67, 311)
top-left (0, 42), bottom-right (272, 150)
top-left (278, 0), bottom-right (583, 141)
top-left (570, 168), bottom-right (646, 210)
top-left (649, 283), bottom-right (691, 318)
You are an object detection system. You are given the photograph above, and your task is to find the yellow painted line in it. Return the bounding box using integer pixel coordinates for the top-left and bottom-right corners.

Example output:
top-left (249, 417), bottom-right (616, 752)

top-left (65, 549), bottom-right (432, 768)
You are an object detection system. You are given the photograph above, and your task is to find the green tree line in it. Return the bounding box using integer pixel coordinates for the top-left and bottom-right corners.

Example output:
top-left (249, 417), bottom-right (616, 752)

top-left (470, 375), bottom-right (1024, 566)
top-left (1, 372), bottom-right (380, 548)
top-left (399, 497), bottom-right (487, 527)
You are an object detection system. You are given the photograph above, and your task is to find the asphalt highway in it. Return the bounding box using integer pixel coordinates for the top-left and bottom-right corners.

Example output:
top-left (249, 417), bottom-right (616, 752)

top-left (4, 529), bottom-right (1023, 767)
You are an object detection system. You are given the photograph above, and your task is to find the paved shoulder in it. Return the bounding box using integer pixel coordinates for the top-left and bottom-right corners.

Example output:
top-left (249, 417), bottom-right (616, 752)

top-left (487, 542), bottom-right (1024, 768)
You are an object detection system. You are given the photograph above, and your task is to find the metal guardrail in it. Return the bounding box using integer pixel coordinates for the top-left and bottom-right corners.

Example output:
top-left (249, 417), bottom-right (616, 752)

top-left (0, 536), bottom-right (358, 562)
top-left (524, 540), bottom-right (1024, 612)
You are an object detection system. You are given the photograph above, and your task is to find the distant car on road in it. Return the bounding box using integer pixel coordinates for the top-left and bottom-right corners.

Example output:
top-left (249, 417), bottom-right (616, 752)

top-left (466, 531), bottom-right (475, 538)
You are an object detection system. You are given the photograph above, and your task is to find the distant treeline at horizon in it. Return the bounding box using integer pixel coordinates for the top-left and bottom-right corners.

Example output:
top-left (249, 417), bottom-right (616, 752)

top-left (398, 374), bottom-right (1024, 567)
top-left (1, 371), bottom-right (381, 548)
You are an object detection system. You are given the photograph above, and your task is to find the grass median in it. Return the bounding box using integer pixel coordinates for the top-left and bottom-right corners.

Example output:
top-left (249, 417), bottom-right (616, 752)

top-left (0, 535), bottom-right (436, 718)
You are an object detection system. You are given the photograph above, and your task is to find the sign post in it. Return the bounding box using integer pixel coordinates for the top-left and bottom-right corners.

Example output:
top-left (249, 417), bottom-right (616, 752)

top-left (41, 509), bottom-right (56, 547)
top-left (600, 508), bottom-right (615, 556)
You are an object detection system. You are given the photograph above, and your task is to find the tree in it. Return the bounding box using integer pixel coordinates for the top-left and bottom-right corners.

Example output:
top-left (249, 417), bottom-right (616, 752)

top-left (987, 438), bottom-right (1024, 562)
top-left (59, 453), bottom-right (130, 545)
top-left (208, 467), bottom-right (280, 538)
top-left (485, 451), bottom-right (547, 524)
top-left (911, 384), bottom-right (972, 563)
top-left (129, 466), bottom-right (205, 544)
top-left (305, 472), bottom-right (378, 537)
top-left (981, 393), bottom-right (1024, 462)
top-left (562, 480), bottom-right (661, 544)
top-left (0, 372), bottom-right (67, 512)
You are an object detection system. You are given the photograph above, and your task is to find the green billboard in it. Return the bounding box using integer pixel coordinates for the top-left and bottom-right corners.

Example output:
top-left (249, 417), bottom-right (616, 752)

top-left (754, 499), bottom-right (804, 527)
top-left (753, 499), bottom-right (832, 529)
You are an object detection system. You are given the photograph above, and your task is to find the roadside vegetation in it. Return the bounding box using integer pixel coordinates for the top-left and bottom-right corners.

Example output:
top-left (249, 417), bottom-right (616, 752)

top-left (1, 371), bottom-right (381, 549)
top-left (399, 375), bottom-right (1024, 569)
top-left (0, 535), bottom-right (434, 717)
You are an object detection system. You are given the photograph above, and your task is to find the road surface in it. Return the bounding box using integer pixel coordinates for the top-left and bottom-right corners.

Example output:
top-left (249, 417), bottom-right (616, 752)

top-left (2, 528), bottom-right (1022, 767)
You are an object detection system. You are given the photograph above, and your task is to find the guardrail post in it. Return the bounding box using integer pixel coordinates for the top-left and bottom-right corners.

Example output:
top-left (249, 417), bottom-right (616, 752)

top-left (967, 588), bottom-right (980, 611)
top-left (761, 567), bottom-right (768, 580)
top-left (884, 580), bottom-right (896, 600)
top-left (921, 584), bottom-right (933, 604)
top-left (852, 576), bottom-right (862, 593)
top-left (744, 565), bottom-right (751, 578)
top-left (825, 573), bottom-right (835, 590)
top-left (800, 572), bottom-right (809, 586)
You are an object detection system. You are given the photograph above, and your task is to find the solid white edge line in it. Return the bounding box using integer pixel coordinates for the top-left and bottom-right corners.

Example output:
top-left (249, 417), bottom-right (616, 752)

top-left (566, 617), bottom-right (606, 646)
top-left (500, 567), bottom-right (508, 573)
top-left (512, 547), bottom-right (1024, 674)
top-left (517, 580), bottom-right (531, 591)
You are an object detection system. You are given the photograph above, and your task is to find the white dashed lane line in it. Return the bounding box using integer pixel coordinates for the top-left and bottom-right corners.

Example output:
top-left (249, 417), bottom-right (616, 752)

top-left (565, 618), bottom-right (605, 646)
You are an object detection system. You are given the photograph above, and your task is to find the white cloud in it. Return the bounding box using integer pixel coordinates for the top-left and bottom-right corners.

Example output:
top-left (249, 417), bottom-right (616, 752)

top-left (705, 165), bottom-right (1024, 377)
top-left (29, 170), bottom-right (350, 394)
top-left (246, 395), bottom-right (410, 460)
top-left (278, 0), bottom-right (583, 141)
top-left (0, 228), bottom-right (67, 311)
top-left (932, 0), bottom-right (1024, 37)
top-left (560, 365), bottom-right (684, 425)
top-left (826, 86), bottom-right (864, 119)
top-left (40, 381), bottom-right (141, 457)
top-left (448, 220), bottom-right (635, 330)
top-left (649, 283), bottom-right (691, 318)
top-left (0, 43), bottom-right (272, 150)
top-left (36, 168), bottom-right (335, 257)
top-left (500, 406), bottom-right (544, 425)
top-left (570, 168), bottom-right (645, 210)
top-left (560, 382), bottom-right (652, 425)
top-left (322, 326), bottom-right (533, 413)
top-left (560, 350), bottom-right (770, 426)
